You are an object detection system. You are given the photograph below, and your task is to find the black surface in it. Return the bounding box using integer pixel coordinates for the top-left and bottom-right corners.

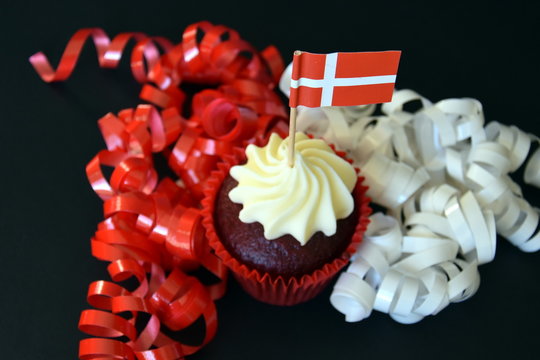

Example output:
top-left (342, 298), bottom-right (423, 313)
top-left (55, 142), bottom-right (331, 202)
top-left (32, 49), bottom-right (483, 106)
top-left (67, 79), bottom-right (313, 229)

top-left (2, 1), bottom-right (540, 359)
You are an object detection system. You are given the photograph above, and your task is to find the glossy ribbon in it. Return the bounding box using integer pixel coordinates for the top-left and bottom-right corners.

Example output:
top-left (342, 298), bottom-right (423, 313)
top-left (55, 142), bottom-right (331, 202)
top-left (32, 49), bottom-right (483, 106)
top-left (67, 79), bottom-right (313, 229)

top-left (279, 68), bottom-right (540, 323)
top-left (31, 22), bottom-right (287, 359)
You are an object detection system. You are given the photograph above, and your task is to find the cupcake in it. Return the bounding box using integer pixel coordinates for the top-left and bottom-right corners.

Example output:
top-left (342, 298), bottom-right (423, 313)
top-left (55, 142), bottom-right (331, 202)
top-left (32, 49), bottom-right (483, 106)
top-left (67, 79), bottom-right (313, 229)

top-left (201, 132), bottom-right (370, 305)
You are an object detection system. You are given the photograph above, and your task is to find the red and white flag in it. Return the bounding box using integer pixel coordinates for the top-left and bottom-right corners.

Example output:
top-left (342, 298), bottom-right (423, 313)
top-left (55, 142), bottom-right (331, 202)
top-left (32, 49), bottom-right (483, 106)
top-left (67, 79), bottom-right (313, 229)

top-left (289, 50), bottom-right (401, 108)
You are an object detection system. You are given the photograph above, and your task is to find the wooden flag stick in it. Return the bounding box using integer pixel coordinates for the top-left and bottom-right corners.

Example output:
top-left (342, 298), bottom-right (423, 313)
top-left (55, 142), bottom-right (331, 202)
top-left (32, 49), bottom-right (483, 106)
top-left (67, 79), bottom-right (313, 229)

top-left (288, 106), bottom-right (297, 167)
top-left (288, 50), bottom-right (302, 167)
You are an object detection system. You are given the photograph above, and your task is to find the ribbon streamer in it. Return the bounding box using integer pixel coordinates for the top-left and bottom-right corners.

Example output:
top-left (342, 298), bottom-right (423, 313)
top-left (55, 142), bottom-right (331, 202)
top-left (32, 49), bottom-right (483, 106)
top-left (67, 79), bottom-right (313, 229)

top-left (279, 68), bottom-right (540, 323)
top-left (31, 22), bottom-right (287, 359)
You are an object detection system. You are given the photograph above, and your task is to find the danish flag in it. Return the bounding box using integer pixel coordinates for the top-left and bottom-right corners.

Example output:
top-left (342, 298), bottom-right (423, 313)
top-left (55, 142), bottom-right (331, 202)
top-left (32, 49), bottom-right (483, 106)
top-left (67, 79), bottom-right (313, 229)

top-left (289, 50), bottom-right (401, 108)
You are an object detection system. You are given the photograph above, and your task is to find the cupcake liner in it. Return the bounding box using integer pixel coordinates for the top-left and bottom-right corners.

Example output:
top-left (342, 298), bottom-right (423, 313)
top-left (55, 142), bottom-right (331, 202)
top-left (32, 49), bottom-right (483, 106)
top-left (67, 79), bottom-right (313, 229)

top-left (201, 146), bottom-right (371, 306)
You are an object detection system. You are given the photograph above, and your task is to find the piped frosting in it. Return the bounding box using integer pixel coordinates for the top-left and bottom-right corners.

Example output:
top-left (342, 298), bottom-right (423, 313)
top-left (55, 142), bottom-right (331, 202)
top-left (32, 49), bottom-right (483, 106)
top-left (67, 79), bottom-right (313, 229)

top-left (228, 132), bottom-right (357, 245)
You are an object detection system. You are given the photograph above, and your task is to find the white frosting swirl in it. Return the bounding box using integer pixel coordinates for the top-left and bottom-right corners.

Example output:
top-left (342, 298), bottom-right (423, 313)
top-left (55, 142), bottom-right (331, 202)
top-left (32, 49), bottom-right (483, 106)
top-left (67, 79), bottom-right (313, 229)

top-left (228, 132), bottom-right (357, 245)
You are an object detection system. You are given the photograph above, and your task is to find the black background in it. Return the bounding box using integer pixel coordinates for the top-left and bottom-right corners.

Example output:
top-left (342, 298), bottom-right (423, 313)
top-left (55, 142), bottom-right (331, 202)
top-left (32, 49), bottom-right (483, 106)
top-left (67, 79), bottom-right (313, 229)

top-left (2, 1), bottom-right (540, 359)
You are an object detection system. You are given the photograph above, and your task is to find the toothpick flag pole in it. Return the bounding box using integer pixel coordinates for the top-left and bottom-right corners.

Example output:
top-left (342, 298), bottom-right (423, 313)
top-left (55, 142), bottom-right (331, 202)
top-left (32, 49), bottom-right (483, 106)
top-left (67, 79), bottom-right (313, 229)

top-left (288, 50), bottom-right (302, 168)
top-left (288, 106), bottom-right (297, 167)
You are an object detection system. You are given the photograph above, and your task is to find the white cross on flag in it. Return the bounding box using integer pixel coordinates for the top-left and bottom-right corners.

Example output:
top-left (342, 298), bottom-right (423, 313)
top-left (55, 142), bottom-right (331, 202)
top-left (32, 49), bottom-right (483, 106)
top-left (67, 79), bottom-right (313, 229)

top-left (289, 50), bottom-right (401, 108)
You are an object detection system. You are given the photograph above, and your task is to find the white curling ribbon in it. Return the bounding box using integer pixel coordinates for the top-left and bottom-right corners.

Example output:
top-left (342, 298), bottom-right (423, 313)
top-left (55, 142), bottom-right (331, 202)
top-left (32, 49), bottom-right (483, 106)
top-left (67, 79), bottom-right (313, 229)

top-left (424, 157), bottom-right (447, 187)
top-left (459, 192), bottom-right (496, 264)
top-left (277, 79), bottom-right (540, 323)
top-left (492, 192), bottom-right (521, 233)
top-left (391, 124), bottom-right (421, 167)
top-left (414, 268), bottom-right (449, 316)
top-left (278, 61), bottom-right (293, 97)
top-left (401, 235), bottom-right (456, 254)
top-left (468, 142), bottom-right (512, 175)
top-left (524, 146), bottom-right (540, 187)
top-left (330, 272), bottom-right (376, 322)
top-left (503, 174), bottom-right (523, 197)
top-left (378, 162), bottom-right (417, 208)
top-left (360, 152), bottom-right (393, 199)
top-left (404, 213), bottom-right (455, 239)
top-left (437, 259), bottom-right (480, 302)
top-left (419, 184), bottom-right (458, 215)
top-left (509, 125), bottom-right (532, 171)
top-left (435, 98), bottom-right (484, 140)
top-left (422, 105), bottom-right (458, 147)
top-left (445, 147), bottom-right (467, 186)
top-left (402, 194), bottom-right (419, 221)
top-left (296, 106), bottom-right (330, 135)
top-left (386, 108), bottom-right (414, 127)
top-left (352, 242), bottom-right (390, 285)
top-left (393, 240), bottom-right (459, 275)
top-left (485, 121), bottom-right (531, 172)
top-left (363, 213), bottom-right (402, 263)
top-left (444, 197), bottom-right (476, 254)
top-left (390, 276), bottom-right (420, 317)
top-left (381, 88), bottom-right (432, 115)
top-left (331, 221), bottom-right (396, 322)
top-left (474, 178), bottom-right (509, 206)
top-left (352, 119), bottom-right (394, 164)
top-left (320, 107), bottom-right (356, 150)
top-left (499, 197), bottom-right (539, 246)
top-left (361, 154), bottom-right (428, 209)
top-left (373, 271), bottom-right (424, 324)
top-left (373, 269), bottom-right (402, 313)
top-left (401, 167), bottom-right (430, 203)
top-left (519, 212), bottom-right (540, 253)
top-left (465, 162), bottom-right (499, 189)
top-left (413, 112), bottom-right (443, 166)
top-left (341, 104), bottom-right (376, 123)
top-left (485, 121), bottom-right (514, 152)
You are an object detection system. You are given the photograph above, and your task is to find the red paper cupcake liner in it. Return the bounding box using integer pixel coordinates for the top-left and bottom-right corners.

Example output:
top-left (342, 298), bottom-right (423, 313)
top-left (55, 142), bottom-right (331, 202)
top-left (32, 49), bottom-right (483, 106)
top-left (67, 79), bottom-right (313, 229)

top-left (201, 145), bottom-right (372, 306)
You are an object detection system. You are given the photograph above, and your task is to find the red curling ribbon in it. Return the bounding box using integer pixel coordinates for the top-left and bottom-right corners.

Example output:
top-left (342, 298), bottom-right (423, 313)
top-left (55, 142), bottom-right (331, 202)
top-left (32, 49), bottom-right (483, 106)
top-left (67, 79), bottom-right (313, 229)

top-left (119, 108), bottom-right (135, 123)
top-left (103, 193), bottom-right (156, 231)
top-left (201, 98), bottom-right (258, 142)
top-left (180, 151), bottom-right (219, 199)
top-left (91, 230), bottom-right (161, 264)
top-left (110, 296), bottom-right (160, 351)
top-left (199, 252), bottom-right (229, 300)
top-left (131, 37), bottom-right (173, 84)
top-left (194, 137), bottom-right (234, 158)
top-left (86, 150), bottom-right (130, 201)
top-left (168, 127), bottom-right (202, 176)
top-left (154, 178), bottom-right (196, 210)
top-left (87, 280), bottom-right (130, 310)
top-left (148, 270), bottom-right (217, 356)
top-left (125, 121), bottom-right (152, 157)
top-left (261, 45), bottom-right (285, 86)
top-left (140, 84), bottom-right (185, 109)
top-left (199, 25), bottom-right (240, 64)
top-left (79, 338), bottom-right (135, 360)
top-left (110, 158), bottom-right (157, 195)
top-left (82, 257), bottom-right (218, 359)
top-left (181, 21), bottom-right (213, 75)
top-left (98, 106), bottom-right (185, 155)
top-left (108, 259), bottom-right (148, 289)
top-left (151, 107), bottom-right (185, 152)
top-left (147, 194), bottom-right (173, 245)
top-left (165, 206), bottom-right (203, 262)
top-left (135, 342), bottom-right (184, 360)
top-left (191, 89), bottom-right (224, 118)
top-left (79, 309), bottom-right (137, 340)
top-left (32, 21), bottom-right (288, 359)
top-left (99, 113), bottom-right (129, 152)
top-left (29, 28), bottom-right (172, 83)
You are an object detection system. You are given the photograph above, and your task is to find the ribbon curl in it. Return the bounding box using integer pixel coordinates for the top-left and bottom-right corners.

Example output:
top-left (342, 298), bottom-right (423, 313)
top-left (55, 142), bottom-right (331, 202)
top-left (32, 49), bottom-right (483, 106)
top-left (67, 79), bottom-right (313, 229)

top-left (31, 22), bottom-right (287, 359)
top-left (277, 74), bottom-right (540, 322)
